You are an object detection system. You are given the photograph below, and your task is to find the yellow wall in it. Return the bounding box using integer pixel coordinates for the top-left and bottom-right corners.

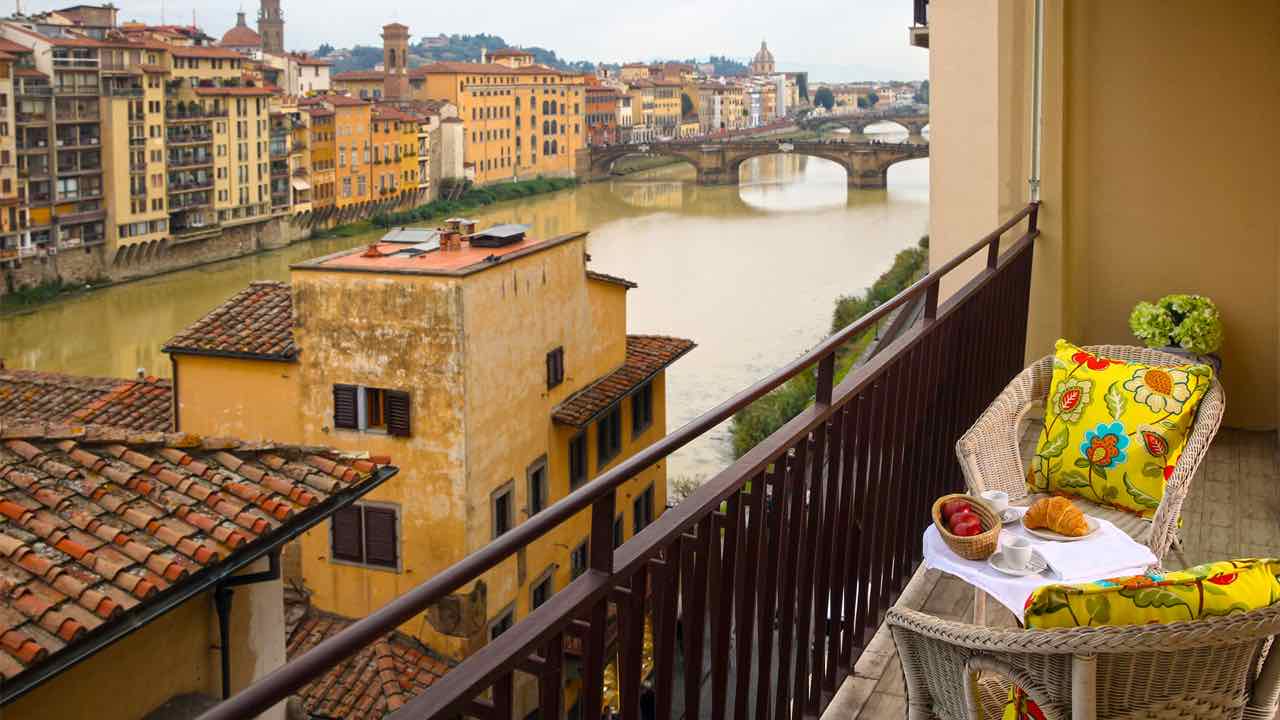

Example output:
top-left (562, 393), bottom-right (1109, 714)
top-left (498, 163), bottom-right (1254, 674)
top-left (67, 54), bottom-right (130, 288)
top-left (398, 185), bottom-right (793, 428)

top-left (334, 103), bottom-right (373, 209)
top-left (307, 113), bottom-right (336, 209)
top-left (928, 0), bottom-right (1280, 428)
top-left (173, 354), bottom-right (302, 440)
top-left (6, 566), bottom-right (284, 720)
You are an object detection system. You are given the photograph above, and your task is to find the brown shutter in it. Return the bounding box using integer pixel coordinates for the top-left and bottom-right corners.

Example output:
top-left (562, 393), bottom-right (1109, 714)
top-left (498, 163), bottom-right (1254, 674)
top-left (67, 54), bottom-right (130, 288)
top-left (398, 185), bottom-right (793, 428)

top-left (385, 390), bottom-right (411, 437)
top-left (331, 506), bottom-right (363, 563)
top-left (363, 507), bottom-right (399, 568)
top-left (333, 384), bottom-right (358, 429)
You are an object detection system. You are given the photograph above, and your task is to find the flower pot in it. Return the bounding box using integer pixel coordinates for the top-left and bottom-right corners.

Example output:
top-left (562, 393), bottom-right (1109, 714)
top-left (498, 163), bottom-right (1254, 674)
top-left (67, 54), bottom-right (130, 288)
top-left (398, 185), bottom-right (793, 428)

top-left (1160, 346), bottom-right (1222, 377)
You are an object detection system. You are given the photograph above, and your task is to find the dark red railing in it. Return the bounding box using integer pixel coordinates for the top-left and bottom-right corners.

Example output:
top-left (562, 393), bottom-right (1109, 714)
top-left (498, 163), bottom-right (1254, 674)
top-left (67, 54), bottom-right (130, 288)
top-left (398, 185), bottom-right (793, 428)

top-left (202, 204), bottom-right (1040, 720)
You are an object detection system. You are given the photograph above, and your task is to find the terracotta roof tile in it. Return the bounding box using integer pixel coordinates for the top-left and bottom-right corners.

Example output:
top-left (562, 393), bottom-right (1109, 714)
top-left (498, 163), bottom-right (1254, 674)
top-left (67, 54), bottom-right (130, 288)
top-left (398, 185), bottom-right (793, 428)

top-left (333, 70), bottom-right (388, 82)
top-left (288, 608), bottom-right (450, 718)
top-left (552, 336), bottom-right (695, 427)
top-left (0, 418), bottom-right (390, 689)
top-left (162, 282), bottom-right (298, 361)
top-left (0, 370), bottom-right (172, 432)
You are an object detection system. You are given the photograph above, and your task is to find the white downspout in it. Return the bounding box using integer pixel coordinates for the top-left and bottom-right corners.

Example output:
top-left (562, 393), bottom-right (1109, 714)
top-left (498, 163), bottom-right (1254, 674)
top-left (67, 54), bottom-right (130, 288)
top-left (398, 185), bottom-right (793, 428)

top-left (1029, 0), bottom-right (1045, 202)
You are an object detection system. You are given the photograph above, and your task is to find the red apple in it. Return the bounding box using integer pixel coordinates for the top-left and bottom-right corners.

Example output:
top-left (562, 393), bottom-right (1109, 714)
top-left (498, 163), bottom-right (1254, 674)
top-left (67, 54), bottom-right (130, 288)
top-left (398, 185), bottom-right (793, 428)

top-left (941, 499), bottom-right (972, 520)
top-left (951, 515), bottom-right (982, 537)
top-left (948, 508), bottom-right (976, 529)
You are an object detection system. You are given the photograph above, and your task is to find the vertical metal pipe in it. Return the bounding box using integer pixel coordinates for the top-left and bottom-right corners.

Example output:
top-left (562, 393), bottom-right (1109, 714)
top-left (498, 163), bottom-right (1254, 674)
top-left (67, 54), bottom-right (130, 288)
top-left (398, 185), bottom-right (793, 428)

top-left (1029, 0), bottom-right (1046, 202)
top-left (214, 586), bottom-right (233, 700)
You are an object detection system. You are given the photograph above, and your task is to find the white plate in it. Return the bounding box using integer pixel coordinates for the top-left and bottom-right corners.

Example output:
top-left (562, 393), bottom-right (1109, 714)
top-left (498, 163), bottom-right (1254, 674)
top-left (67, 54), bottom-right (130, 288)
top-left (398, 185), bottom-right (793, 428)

top-left (1021, 514), bottom-right (1100, 542)
top-left (988, 549), bottom-right (1049, 577)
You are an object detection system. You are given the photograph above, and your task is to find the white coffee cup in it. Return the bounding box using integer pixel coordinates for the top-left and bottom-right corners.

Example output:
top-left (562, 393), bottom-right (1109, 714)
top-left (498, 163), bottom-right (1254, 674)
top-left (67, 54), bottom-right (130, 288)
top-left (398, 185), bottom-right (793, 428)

top-left (1003, 536), bottom-right (1032, 569)
top-left (981, 490), bottom-right (1009, 515)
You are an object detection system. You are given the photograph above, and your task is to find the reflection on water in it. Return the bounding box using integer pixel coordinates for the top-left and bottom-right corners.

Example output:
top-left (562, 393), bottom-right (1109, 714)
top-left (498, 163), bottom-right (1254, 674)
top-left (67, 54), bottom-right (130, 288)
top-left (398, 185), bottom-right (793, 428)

top-left (0, 135), bottom-right (928, 480)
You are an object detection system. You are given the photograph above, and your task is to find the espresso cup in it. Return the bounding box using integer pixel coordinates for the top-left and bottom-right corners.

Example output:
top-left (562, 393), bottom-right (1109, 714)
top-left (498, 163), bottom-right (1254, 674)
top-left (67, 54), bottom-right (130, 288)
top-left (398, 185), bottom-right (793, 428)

top-left (1003, 536), bottom-right (1032, 569)
top-left (981, 489), bottom-right (1009, 514)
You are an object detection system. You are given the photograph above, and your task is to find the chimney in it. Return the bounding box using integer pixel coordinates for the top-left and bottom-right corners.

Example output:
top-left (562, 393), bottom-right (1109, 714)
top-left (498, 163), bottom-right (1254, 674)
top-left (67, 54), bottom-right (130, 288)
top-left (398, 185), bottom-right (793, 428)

top-left (136, 367), bottom-right (146, 380)
top-left (480, 46), bottom-right (487, 64)
top-left (361, 243), bottom-right (385, 258)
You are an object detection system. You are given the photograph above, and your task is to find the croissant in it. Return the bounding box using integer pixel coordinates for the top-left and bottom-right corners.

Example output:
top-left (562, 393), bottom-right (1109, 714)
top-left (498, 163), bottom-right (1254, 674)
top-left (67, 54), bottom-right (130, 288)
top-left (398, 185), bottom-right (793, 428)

top-left (1024, 496), bottom-right (1089, 537)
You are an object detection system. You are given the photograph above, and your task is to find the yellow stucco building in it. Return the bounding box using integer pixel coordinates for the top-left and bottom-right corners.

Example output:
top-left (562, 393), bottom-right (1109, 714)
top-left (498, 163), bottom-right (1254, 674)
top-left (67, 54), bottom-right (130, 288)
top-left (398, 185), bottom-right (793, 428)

top-left (163, 227), bottom-right (692, 666)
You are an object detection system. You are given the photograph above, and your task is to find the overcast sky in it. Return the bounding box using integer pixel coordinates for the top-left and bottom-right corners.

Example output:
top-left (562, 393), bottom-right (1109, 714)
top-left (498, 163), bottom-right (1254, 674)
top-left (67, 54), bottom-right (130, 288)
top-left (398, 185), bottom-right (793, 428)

top-left (27, 0), bottom-right (928, 81)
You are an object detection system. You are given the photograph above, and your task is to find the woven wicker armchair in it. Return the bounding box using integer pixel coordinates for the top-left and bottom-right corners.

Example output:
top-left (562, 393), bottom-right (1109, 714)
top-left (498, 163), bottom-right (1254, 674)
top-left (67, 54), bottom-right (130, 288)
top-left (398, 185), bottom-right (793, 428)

top-left (887, 603), bottom-right (1280, 720)
top-left (956, 345), bottom-right (1226, 564)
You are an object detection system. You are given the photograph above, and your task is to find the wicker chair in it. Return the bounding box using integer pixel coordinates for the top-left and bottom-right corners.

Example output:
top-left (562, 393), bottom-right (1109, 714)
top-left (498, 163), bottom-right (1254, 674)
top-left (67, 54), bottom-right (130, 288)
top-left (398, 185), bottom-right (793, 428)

top-left (956, 345), bottom-right (1226, 564)
top-left (887, 603), bottom-right (1280, 720)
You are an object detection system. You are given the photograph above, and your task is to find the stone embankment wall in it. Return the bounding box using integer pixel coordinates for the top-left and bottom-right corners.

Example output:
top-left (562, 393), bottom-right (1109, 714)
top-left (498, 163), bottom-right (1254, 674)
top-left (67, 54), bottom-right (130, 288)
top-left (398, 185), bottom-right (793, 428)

top-left (1, 190), bottom-right (427, 297)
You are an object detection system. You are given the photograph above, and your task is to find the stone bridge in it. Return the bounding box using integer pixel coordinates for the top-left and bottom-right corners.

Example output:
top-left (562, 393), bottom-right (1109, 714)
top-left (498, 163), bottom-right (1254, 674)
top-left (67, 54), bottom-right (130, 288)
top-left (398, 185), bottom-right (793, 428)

top-left (580, 139), bottom-right (930, 189)
top-left (798, 107), bottom-right (931, 135)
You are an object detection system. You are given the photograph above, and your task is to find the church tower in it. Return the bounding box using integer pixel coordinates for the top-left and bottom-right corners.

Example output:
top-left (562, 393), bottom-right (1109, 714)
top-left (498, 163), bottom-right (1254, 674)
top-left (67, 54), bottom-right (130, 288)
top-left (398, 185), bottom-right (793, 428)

top-left (382, 23), bottom-right (410, 100)
top-left (258, 0), bottom-right (284, 54)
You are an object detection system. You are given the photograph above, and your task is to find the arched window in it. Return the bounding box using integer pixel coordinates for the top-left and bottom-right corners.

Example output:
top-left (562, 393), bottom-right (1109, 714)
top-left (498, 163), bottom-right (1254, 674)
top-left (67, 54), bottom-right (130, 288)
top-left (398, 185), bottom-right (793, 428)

top-left (542, 139), bottom-right (549, 155)
top-left (542, 120), bottom-right (549, 134)
top-left (541, 100), bottom-right (548, 114)
top-left (559, 103), bottom-right (565, 115)
top-left (550, 119), bottom-right (557, 134)
top-left (550, 139), bottom-right (557, 155)
top-left (515, 116), bottom-right (521, 129)
top-left (515, 135), bottom-right (521, 148)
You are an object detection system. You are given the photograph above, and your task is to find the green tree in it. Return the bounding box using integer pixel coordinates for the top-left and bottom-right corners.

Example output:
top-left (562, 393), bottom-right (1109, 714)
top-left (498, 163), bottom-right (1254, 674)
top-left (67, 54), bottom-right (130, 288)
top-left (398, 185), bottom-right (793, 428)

top-left (913, 80), bottom-right (930, 104)
top-left (681, 92), bottom-right (695, 118)
top-left (796, 73), bottom-right (809, 101)
top-left (866, 91), bottom-right (880, 108)
top-left (316, 42), bottom-right (334, 57)
top-left (814, 87), bottom-right (835, 111)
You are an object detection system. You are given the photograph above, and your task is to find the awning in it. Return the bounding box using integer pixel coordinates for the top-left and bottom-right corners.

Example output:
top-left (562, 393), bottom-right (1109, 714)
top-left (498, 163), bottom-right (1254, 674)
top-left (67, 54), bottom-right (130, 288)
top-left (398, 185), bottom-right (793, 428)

top-left (291, 178), bottom-right (311, 191)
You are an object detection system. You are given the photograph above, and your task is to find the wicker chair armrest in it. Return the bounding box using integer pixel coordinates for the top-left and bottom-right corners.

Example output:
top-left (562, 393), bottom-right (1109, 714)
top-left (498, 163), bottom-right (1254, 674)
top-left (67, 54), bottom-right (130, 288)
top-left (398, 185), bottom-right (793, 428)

top-left (956, 355), bottom-right (1053, 500)
top-left (1147, 377), bottom-right (1225, 561)
top-left (1246, 639), bottom-right (1280, 720)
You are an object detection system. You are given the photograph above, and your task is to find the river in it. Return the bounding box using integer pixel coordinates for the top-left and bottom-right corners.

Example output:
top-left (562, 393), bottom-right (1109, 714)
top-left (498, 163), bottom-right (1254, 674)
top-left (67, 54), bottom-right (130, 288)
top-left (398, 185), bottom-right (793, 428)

top-left (0, 125), bottom-right (928, 481)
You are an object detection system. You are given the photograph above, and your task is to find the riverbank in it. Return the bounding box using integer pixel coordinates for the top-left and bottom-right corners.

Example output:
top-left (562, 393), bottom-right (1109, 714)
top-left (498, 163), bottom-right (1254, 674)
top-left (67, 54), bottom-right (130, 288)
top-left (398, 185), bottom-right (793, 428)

top-left (313, 177), bottom-right (579, 240)
top-left (728, 236), bottom-right (930, 457)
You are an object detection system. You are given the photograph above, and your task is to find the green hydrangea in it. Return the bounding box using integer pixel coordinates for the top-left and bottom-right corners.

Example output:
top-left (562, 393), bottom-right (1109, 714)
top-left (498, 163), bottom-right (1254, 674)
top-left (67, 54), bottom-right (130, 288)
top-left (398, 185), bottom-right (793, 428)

top-left (1129, 295), bottom-right (1223, 354)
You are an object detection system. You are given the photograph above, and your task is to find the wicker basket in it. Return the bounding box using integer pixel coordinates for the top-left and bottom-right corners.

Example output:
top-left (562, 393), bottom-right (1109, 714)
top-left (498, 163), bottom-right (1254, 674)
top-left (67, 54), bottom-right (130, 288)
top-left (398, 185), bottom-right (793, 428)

top-left (932, 493), bottom-right (1000, 561)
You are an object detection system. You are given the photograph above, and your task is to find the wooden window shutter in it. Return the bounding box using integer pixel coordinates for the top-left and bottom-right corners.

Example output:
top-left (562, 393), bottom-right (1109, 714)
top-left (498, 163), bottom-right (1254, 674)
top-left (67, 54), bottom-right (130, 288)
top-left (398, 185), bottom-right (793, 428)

top-left (363, 507), bottom-right (399, 568)
top-left (333, 384), bottom-right (358, 430)
top-left (331, 506), bottom-right (363, 563)
top-left (385, 390), bottom-right (411, 437)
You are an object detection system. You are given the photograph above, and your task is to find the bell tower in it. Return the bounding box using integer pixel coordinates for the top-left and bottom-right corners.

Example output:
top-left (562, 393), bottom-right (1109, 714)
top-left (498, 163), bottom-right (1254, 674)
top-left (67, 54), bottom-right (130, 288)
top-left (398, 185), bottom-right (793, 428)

top-left (258, 0), bottom-right (284, 54)
top-left (382, 23), bottom-right (410, 100)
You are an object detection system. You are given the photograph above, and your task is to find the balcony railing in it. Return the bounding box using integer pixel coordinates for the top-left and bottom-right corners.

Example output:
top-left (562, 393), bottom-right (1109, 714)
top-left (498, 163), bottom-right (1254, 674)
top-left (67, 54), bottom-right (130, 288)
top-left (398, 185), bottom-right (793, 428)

top-left (104, 86), bottom-right (144, 98)
top-left (168, 133), bottom-right (214, 145)
top-left (16, 112), bottom-right (49, 124)
top-left (54, 85), bottom-right (101, 96)
top-left (203, 204), bottom-right (1042, 720)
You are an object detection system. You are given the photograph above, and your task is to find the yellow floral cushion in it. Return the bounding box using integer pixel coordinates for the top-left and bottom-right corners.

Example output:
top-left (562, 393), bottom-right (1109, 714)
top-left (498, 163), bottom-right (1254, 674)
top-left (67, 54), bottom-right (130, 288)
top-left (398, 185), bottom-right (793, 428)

top-left (1003, 559), bottom-right (1280, 719)
top-left (1027, 340), bottom-right (1213, 518)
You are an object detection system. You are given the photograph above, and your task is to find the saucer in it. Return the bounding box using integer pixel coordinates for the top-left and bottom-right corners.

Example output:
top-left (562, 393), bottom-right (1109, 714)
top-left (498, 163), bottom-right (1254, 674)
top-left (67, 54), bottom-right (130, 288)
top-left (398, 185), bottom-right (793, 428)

top-left (1022, 515), bottom-right (1101, 542)
top-left (998, 507), bottom-right (1025, 525)
top-left (987, 548), bottom-right (1049, 577)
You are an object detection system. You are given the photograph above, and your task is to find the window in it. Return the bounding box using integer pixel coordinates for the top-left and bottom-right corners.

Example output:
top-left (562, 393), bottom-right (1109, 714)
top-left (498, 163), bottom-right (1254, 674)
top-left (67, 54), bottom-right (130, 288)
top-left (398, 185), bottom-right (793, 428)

top-left (613, 514), bottom-right (624, 549)
top-left (330, 502), bottom-right (399, 570)
top-left (527, 456), bottom-right (548, 516)
top-left (531, 570), bottom-right (553, 610)
top-left (631, 381), bottom-right (654, 436)
top-left (568, 432), bottom-right (587, 489)
top-left (332, 384), bottom-right (411, 436)
top-left (546, 346), bottom-right (564, 389)
top-left (570, 539), bottom-right (588, 579)
top-left (633, 484), bottom-right (655, 534)
top-left (596, 405), bottom-right (622, 468)
top-left (492, 481), bottom-right (514, 539)
top-left (490, 606), bottom-right (514, 640)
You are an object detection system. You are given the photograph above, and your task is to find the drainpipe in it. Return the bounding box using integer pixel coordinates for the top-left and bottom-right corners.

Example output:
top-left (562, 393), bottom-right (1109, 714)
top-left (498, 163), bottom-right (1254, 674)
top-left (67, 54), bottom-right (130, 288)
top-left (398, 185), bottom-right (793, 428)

top-left (1028, 0), bottom-right (1045, 202)
top-left (213, 550), bottom-right (282, 700)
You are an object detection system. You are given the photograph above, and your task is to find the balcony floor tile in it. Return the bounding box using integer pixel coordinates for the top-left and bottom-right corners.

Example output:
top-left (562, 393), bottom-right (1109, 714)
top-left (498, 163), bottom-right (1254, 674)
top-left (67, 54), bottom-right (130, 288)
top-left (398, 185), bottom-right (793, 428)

top-left (824, 428), bottom-right (1280, 720)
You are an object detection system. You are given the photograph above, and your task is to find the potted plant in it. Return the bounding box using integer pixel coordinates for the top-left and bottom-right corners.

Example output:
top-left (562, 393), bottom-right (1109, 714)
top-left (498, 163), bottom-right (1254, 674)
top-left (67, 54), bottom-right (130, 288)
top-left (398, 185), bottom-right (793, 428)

top-left (1129, 294), bottom-right (1224, 375)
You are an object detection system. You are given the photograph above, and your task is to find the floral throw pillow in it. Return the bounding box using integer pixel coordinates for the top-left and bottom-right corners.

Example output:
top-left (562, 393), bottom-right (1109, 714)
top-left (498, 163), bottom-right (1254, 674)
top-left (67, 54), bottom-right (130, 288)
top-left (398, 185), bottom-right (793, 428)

top-left (1003, 559), bottom-right (1280, 720)
top-left (1027, 340), bottom-right (1213, 518)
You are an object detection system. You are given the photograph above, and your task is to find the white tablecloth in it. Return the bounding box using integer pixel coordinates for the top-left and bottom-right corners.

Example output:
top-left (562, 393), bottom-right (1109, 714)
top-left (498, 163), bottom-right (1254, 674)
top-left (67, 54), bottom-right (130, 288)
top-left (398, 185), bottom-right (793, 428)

top-left (922, 515), bottom-right (1157, 621)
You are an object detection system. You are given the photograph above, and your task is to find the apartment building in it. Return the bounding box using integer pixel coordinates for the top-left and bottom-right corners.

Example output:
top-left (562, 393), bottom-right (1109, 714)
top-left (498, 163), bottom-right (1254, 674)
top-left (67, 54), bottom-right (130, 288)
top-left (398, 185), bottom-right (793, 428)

top-left (3, 26), bottom-right (111, 256)
top-left (584, 84), bottom-right (619, 147)
top-left (301, 94), bottom-right (372, 209)
top-left (268, 101), bottom-right (311, 215)
top-left (0, 41), bottom-right (25, 267)
top-left (304, 104), bottom-right (336, 210)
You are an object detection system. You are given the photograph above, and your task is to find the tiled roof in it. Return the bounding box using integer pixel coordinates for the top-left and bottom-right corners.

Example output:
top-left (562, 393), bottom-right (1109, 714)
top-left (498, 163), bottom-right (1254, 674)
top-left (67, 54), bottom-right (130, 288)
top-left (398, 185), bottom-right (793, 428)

top-left (193, 86), bottom-right (274, 97)
top-left (163, 282), bottom-right (298, 361)
top-left (0, 370), bottom-right (172, 432)
top-left (586, 270), bottom-right (638, 289)
top-left (0, 418), bottom-right (391, 689)
top-left (333, 70), bottom-right (387, 82)
top-left (288, 608), bottom-right (450, 718)
top-left (552, 336), bottom-right (695, 427)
